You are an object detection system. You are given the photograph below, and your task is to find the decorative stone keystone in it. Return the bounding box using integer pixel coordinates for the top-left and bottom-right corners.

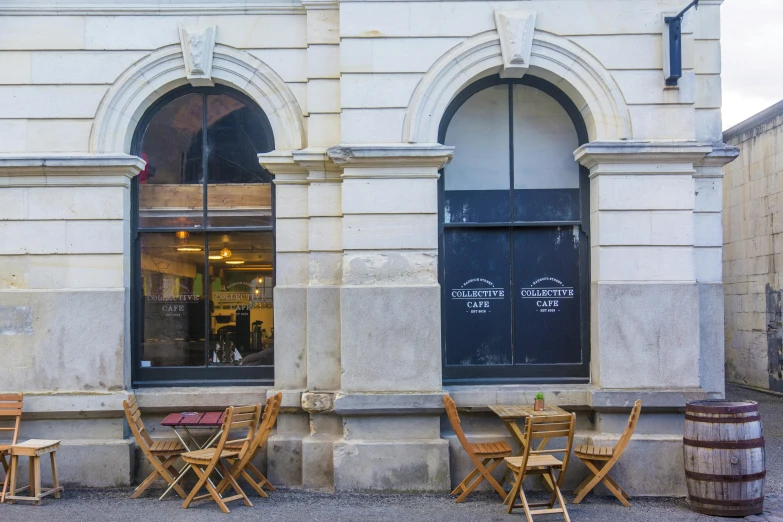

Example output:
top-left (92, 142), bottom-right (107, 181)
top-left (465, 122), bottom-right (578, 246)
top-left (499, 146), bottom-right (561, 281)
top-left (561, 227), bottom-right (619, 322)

top-left (178, 25), bottom-right (217, 87)
top-left (494, 11), bottom-right (537, 78)
top-left (302, 392), bottom-right (335, 414)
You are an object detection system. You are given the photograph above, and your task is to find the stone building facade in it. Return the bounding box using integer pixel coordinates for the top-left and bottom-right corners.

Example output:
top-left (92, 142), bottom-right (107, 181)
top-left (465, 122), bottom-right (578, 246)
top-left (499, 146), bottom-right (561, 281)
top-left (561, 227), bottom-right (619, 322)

top-left (724, 101), bottom-right (783, 393)
top-left (0, 0), bottom-right (736, 494)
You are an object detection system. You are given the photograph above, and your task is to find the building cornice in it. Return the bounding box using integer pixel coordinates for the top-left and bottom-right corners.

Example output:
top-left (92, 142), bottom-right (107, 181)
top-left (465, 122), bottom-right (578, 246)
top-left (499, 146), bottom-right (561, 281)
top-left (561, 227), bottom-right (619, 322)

top-left (328, 144), bottom-right (454, 177)
top-left (574, 141), bottom-right (715, 171)
top-left (0, 1), bottom-right (304, 16)
top-left (0, 154), bottom-right (144, 187)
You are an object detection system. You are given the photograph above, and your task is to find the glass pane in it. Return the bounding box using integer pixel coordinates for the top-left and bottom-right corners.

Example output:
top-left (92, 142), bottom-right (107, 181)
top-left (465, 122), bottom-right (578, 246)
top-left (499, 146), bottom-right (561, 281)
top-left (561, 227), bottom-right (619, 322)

top-left (138, 93), bottom-right (204, 228)
top-left (444, 85), bottom-right (510, 191)
top-left (139, 232), bottom-right (207, 367)
top-left (513, 227), bottom-right (583, 364)
top-left (207, 231), bottom-right (274, 367)
top-left (206, 94), bottom-right (274, 228)
top-left (512, 85), bottom-right (579, 190)
top-left (443, 228), bottom-right (512, 366)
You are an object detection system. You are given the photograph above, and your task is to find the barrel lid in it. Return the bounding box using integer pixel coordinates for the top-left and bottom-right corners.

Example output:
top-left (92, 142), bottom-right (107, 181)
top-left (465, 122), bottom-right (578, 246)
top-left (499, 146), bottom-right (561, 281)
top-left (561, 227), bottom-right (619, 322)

top-left (686, 400), bottom-right (758, 414)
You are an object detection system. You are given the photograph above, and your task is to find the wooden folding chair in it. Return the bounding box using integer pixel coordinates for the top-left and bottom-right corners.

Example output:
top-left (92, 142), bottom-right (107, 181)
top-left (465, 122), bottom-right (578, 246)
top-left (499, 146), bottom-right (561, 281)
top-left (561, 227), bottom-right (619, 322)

top-left (217, 392), bottom-right (281, 497)
top-left (216, 392), bottom-right (281, 498)
top-left (573, 399), bottom-right (642, 507)
top-left (122, 395), bottom-right (187, 499)
top-left (504, 412), bottom-right (575, 520)
top-left (0, 393), bottom-right (23, 503)
top-left (444, 395), bottom-right (512, 502)
top-left (181, 404), bottom-right (259, 514)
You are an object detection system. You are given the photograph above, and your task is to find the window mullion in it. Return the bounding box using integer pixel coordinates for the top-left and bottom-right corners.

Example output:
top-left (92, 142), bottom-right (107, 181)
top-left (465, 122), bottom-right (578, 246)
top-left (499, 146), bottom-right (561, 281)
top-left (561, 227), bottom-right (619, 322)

top-left (202, 92), bottom-right (210, 368)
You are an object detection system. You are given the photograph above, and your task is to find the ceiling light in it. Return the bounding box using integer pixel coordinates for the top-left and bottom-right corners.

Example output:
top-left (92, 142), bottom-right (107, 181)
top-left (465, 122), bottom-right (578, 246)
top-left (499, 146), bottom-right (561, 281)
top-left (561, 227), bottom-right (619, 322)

top-left (208, 255), bottom-right (222, 260)
top-left (225, 260), bottom-right (244, 265)
top-left (220, 247), bottom-right (232, 259)
top-left (176, 246), bottom-right (203, 252)
top-left (175, 231), bottom-right (189, 239)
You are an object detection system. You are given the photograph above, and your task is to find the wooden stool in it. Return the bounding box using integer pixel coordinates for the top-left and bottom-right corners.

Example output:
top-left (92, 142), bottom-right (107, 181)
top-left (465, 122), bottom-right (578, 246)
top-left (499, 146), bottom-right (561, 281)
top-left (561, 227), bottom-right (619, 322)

top-left (6, 439), bottom-right (63, 505)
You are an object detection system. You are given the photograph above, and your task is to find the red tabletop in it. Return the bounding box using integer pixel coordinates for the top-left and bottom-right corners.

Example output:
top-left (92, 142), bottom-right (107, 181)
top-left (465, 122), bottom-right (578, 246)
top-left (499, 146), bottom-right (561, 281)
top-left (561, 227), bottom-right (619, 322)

top-left (161, 411), bottom-right (226, 427)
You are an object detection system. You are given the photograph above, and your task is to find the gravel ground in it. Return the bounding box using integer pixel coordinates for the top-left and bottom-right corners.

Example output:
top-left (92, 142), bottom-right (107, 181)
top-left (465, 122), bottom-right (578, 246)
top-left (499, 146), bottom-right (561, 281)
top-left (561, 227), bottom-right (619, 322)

top-left (0, 383), bottom-right (780, 522)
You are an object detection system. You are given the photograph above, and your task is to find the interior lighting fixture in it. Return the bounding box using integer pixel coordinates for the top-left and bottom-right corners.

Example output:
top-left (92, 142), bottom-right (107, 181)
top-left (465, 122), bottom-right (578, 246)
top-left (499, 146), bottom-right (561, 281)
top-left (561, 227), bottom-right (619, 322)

top-left (220, 247), bottom-right (232, 259)
top-left (176, 246), bottom-right (203, 252)
top-left (175, 231), bottom-right (189, 239)
top-left (208, 255), bottom-right (222, 260)
top-left (225, 260), bottom-right (244, 265)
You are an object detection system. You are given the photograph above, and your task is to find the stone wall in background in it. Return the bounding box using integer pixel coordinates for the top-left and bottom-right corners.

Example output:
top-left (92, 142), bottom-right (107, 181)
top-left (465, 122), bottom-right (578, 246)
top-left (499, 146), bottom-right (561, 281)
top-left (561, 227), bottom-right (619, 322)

top-left (724, 102), bottom-right (783, 392)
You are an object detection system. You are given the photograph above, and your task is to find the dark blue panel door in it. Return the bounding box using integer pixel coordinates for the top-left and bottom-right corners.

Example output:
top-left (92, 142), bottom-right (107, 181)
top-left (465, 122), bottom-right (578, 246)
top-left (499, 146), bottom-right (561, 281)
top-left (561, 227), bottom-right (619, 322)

top-left (513, 227), bottom-right (583, 365)
top-left (443, 228), bottom-right (512, 366)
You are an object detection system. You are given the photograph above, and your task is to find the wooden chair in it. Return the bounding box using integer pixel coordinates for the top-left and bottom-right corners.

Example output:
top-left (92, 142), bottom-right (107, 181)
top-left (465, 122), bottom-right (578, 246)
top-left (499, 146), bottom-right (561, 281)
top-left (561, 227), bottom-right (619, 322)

top-left (504, 412), bottom-right (576, 520)
top-left (573, 399), bottom-right (642, 507)
top-left (217, 392), bottom-right (282, 497)
top-left (122, 395), bottom-right (187, 499)
top-left (0, 393), bottom-right (23, 503)
top-left (181, 404), bottom-right (259, 514)
top-left (444, 395), bottom-right (512, 502)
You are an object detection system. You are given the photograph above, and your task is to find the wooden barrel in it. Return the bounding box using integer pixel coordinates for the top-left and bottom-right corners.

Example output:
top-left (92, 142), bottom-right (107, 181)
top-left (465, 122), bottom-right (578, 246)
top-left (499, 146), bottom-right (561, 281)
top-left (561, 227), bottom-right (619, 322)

top-left (683, 400), bottom-right (765, 517)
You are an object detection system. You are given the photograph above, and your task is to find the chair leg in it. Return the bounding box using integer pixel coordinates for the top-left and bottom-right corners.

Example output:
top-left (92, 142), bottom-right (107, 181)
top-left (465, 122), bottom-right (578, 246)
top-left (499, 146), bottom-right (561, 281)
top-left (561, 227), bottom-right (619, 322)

top-left (240, 469), bottom-right (269, 498)
top-left (572, 459), bottom-right (605, 504)
top-left (573, 472), bottom-right (593, 497)
top-left (7, 455), bottom-right (18, 504)
top-left (218, 461), bottom-right (252, 508)
top-left (455, 458), bottom-right (505, 503)
top-left (201, 469), bottom-right (230, 514)
top-left (451, 466), bottom-right (481, 495)
top-left (246, 463), bottom-right (275, 491)
top-left (548, 468), bottom-right (571, 522)
top-left (505, 470), bottom-right (524, 514)
top-left (132, 470), bottom-right (162, 499)
top-left (182, 465), bottom-right (209, 510)
top-left (50, 452), bottom-right (61, 499)
top-left (1, 453), bottom-right (8, 503)
top-left (602, 472), bottom-right (631, 500)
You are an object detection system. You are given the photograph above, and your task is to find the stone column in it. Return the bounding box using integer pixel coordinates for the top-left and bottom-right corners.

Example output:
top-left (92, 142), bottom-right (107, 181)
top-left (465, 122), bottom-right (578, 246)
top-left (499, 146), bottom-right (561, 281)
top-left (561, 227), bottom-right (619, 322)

top-left (575, 141), bottom-right (713, 390)
top-left (0, 154), bottom-right (143, 485)
top-left (694, 145), bottom-right (738, 398)
top-left (257, 151), bottom-right (310, 486)
top-left (327, 144), bottom-right (453, 492)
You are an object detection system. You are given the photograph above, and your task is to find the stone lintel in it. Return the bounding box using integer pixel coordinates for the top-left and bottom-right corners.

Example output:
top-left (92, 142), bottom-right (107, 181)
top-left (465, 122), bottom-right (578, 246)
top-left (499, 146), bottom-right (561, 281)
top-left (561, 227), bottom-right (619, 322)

top-left (327, 143), bottom-right (454, 174)
top-left (0, 154), bottom-right (144, 187)
top-left (574, 140), bottom-right (715, 170)
top-left (300, 0), bottom-right (338, 9)
top-left (694, 142), bottom-right (740, 176)
top-left (260, 149), bottom-right (343, 183)
top-left (292, 148), bottom-right (343, 181)
top-left (333, 392), bottom-right (445, 415)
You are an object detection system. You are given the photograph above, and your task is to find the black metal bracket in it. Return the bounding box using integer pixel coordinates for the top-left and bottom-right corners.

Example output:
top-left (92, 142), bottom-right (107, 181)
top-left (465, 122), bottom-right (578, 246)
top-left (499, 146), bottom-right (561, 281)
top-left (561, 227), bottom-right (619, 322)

top-left (664, 0), bottom-right (699, 86)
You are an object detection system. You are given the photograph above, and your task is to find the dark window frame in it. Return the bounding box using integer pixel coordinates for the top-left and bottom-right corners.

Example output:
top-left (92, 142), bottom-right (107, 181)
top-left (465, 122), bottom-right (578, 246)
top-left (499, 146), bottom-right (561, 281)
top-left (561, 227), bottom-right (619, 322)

top-left (438, 75), bottom-right (591, 385)
top-left (130, 84), bottom-right (276, 388)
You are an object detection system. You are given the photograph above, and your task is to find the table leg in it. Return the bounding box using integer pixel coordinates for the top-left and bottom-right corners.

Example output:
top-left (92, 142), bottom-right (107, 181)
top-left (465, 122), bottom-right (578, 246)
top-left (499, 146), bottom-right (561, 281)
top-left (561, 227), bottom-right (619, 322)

top-left (160, 427), bottom-right (224, 501)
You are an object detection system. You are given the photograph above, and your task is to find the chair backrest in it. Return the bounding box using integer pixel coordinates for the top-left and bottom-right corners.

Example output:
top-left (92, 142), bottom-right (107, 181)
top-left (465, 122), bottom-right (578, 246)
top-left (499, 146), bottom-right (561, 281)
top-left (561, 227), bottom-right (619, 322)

top-left (246, 392), bottom-right (282, 461)
top-left (443, 395), bottom-right (474, 455)
top-left (612, 399), bottom-right (642, 456)
top-left (214, 404), bottom-right (261, 463)
top-left (519, 413), bottom-right (576, 481)
top-left (0, 393), bottom-right (23, 447)
top-left (123, 395), bottom-right (153, 451)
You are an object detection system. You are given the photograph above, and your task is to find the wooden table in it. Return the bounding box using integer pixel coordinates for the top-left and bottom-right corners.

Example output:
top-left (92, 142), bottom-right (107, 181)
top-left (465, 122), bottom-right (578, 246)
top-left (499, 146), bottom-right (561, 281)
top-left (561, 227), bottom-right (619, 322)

top-left (159, 411), bottom-right (226, 500)
top-left (489, 404), bottom-right (569, 490)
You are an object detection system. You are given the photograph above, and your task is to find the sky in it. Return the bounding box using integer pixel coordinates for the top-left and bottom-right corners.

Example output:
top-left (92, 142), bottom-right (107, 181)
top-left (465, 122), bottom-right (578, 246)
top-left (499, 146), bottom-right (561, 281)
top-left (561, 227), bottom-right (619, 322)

top-left (721, 0), bottom-right (783, 130)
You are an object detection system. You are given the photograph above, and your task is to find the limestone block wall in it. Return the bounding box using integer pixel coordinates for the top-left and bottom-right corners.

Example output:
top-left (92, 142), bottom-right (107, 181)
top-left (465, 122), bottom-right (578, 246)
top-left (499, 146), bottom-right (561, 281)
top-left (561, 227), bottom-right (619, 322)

top-left (724, 104), bottom-right (783, 392)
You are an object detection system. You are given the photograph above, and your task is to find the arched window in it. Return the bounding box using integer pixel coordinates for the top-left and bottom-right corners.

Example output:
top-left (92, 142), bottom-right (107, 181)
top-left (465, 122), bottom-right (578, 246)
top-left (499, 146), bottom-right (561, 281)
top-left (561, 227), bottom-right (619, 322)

top-left (131, 85), bottom-right (275, 386)
top-left (439, 76), bottom-right (590, 384)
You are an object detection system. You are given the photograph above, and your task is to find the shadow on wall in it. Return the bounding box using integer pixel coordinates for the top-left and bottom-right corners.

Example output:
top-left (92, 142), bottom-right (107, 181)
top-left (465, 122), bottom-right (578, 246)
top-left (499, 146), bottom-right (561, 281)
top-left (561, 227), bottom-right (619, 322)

top-left (766, 284), bottom-right (783, 392)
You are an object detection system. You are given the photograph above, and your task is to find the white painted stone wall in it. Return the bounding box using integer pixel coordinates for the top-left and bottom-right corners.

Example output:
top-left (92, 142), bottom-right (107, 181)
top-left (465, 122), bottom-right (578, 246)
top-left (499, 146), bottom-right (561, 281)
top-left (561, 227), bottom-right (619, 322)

top-left (0, 0), bottom-right (737, 494)
top-left (724, 106), bottom-right (783, 391)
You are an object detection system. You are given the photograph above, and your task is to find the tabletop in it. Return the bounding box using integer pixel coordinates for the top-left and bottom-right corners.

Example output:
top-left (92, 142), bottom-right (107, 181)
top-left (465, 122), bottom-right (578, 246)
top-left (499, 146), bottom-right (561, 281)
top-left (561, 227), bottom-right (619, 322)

top-left (161, 411), bottom-right (226, 427)
top-left (489, 404), bottom-right (568, 419)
